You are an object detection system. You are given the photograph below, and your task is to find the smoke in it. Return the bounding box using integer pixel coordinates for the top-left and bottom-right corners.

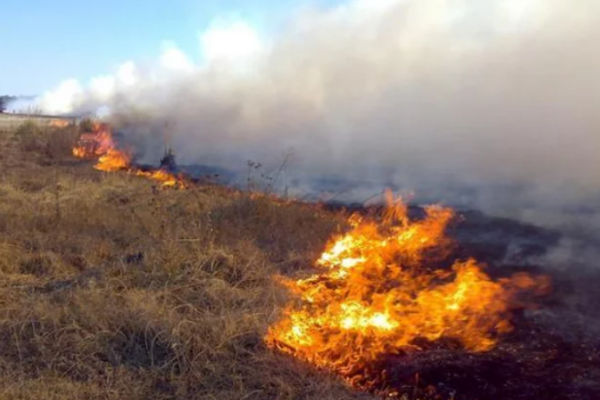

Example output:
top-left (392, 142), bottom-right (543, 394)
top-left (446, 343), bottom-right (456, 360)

top-left (36, 0), bottom-right (600, 234)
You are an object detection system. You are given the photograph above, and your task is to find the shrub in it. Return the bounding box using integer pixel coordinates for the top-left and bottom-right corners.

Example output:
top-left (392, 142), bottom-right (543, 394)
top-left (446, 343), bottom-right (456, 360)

top-left (15, 121), bottom-right (79, 162)
top-left (15, 121), bottom-right (44, 152)
top-left (43, 125), bottom-right (80, 160)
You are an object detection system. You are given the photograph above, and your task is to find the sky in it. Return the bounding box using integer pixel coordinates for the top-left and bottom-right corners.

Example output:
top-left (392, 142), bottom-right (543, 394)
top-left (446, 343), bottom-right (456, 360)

top-left (0, 0), bottom-right (342, 96)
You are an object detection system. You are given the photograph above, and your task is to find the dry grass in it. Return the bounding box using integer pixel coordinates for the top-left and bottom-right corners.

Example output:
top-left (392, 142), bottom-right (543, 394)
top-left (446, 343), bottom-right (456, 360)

top-left (0, 122), bottom-right (374, 400)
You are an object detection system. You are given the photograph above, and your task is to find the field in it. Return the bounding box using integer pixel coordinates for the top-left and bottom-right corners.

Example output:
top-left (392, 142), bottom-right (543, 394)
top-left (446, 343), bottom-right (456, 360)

top-left (0, 122), bottom-right (372, 400)
top-left (0, 122), bottom-right (599, 400)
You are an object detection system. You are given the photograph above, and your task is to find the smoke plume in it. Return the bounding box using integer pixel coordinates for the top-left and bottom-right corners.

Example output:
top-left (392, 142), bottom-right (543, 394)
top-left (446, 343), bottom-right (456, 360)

top-left (36, 0), bottom-right (600, 235)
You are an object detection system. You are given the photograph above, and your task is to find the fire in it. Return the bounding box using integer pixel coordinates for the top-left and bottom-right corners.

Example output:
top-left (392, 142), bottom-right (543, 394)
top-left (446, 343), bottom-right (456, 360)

top-left (136, 169), bottom-right (185, 188)
top-left (72, 121), bottom-right (187, 188)
top-left (266, 195), bottom-right (549, 390)
top-left (72, 122), bottom-right (115, 159)
top-left (50, 119), bottom-right (72, 128)
top-left (95, 148), bottom-right (131, 172)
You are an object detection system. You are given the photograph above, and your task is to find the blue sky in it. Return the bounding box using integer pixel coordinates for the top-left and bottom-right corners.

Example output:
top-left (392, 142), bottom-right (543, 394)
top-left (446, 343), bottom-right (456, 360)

top-left (0, 0), bottom-right (343, 95)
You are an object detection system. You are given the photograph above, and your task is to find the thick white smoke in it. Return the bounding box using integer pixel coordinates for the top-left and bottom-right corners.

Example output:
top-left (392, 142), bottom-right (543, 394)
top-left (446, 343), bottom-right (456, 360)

top-left (37, 0), bottom-right (600, 232)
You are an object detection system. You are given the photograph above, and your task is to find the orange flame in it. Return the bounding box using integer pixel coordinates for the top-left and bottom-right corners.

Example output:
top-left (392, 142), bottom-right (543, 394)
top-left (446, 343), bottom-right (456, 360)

top-left (95, 149), bottom-right (131, 172)
top-left (72, 122), bottom-right (115, 159)
top-left (72, 122), bottom-right (187, 189)
top-left (50, 119), bottom-right (71, 128)
top-left (266, 196), bottom-right (549, 388)
top-left (136, 169), bottom-right (187, 189)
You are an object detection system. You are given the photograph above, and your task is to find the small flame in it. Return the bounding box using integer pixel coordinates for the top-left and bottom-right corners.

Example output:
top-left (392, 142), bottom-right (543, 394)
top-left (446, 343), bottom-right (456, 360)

top-left (136, 169), bottom-right (188, 189)
top-left (50, 119), bottom-right (71, 128)
top-left (72, 121), bottom-right (187, 189)
top-left (266, 195), bottom-right (549, 390)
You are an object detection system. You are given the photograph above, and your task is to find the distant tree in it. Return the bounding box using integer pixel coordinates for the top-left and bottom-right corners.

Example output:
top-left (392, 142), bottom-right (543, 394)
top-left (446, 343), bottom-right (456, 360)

top-left (0, 96), bottom-right (17, 113)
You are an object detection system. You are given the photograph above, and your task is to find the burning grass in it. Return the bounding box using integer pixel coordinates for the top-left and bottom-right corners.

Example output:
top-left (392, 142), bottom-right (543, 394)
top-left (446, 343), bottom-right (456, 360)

top-left (72, 122), bottom-right (188, 188)
top-left (0, 121), bottom-right (598, 400)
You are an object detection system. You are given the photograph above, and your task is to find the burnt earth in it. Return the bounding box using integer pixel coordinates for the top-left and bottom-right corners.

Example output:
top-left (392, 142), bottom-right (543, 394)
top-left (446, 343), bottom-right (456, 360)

top-left (366, 308), bottom-right (600, 400)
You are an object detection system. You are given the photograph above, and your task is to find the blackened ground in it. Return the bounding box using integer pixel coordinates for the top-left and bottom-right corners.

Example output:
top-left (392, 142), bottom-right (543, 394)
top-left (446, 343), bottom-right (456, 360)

top-left (367, 316), bottom-right (600, 400)
top-left (324, 202), bottom-right (600, 400)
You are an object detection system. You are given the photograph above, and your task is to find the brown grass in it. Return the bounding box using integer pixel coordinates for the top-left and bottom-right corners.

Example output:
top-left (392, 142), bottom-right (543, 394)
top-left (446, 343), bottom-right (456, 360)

top-left (0, 122), bottom-right (375, 400)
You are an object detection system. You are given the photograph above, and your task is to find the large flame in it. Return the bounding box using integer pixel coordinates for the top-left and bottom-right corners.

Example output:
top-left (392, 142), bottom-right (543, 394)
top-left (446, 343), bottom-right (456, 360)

top-left (266, 195), bottom-right (549, 389)
top-left (72, 122), bottom-right (187, 188)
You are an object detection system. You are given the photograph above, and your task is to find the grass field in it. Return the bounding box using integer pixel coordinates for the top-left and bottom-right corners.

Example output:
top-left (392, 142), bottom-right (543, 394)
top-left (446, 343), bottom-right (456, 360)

top-left (0, 122), bottom-right (374, 400)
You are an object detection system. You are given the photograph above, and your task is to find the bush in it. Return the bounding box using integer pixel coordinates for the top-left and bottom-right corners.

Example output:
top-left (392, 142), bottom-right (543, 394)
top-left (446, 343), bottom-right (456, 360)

top-left (43, 125), bottom-right (80, 160)
top-left (16, 121), bottom-right (44, 152)
top-left (15, 121), bottom-right (79, 161)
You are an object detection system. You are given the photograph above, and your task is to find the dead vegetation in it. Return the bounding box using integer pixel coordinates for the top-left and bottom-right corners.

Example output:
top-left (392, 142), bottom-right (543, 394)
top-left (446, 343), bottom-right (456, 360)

top-left (0, 122), bottom-right (372, 400)
top-left (3, 122), bottom-right (597, 400)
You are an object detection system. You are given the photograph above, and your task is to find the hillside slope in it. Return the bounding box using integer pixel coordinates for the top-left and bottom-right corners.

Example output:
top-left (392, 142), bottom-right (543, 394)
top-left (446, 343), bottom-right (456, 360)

top-left (0, 122), bottom-right (369, 400)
